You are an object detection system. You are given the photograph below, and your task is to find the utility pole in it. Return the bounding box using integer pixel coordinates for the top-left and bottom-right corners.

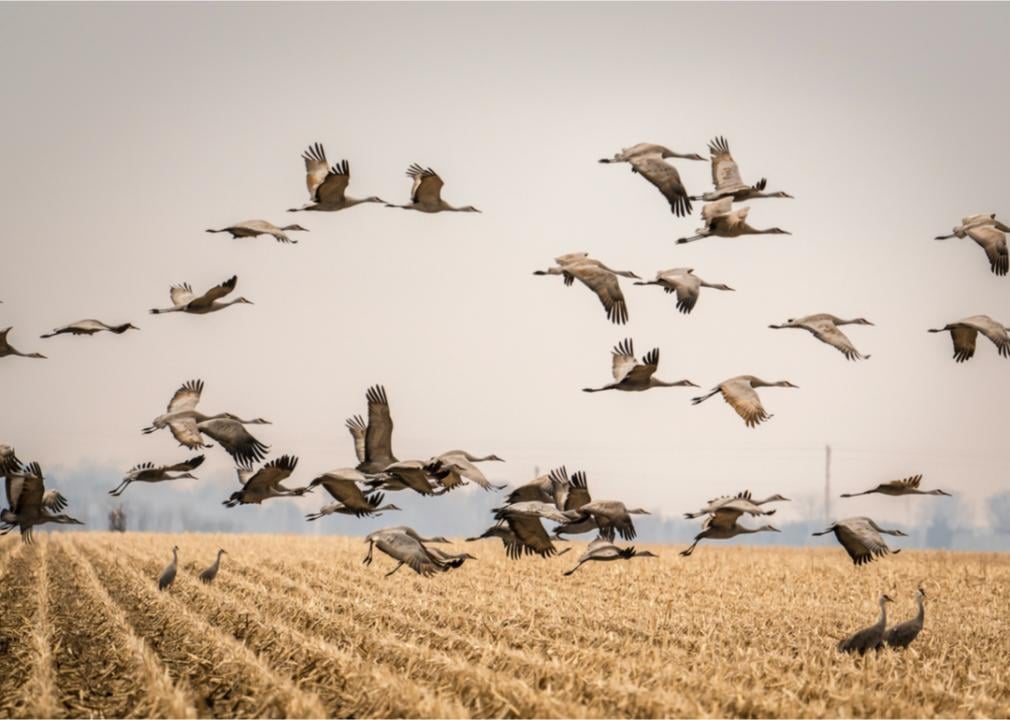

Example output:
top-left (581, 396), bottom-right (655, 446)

top-left (824, 444), bottom-right (832, 523)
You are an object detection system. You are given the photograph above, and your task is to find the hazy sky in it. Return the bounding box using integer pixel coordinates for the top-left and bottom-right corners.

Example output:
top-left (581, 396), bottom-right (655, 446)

top-left (1, 2), bottom-right (1008, 531)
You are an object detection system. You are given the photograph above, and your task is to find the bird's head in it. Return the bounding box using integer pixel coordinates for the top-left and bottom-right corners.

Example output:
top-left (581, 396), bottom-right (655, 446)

top-left (282, 224), bottom-right (309, 232)
top-left (637, 550), bottom-right (659, 557)
top-left (172, 545), bottom-right (180, 552)
top-left (769, 228), bottom-right (791, 235)
top-left (917, 586), bottom-right (926, 599)
top-left (629, 508), bottom-right (651, 515)
top-left (761, 524), bottom-right (781, 533)
top-left (881, 594), bottom-right (895, 603)
top-left (249, 417), bottom-right (271, 425)
top-left (234, 297), bottom-right (254, 305)
top-left (892, 529), bottom-right (909, 537)
top-left (766, 494), bottom-right (790, 502)
top-left (218, 548), bottom-right (228, 555)
top-left (772, 191), bottom-right (795, 199)
top-left (778, 381), bottom-right (800, 389)
top-left (461, 205), bottom-right (481, 213)
top-left (487, 454), bottom-right (505, 462)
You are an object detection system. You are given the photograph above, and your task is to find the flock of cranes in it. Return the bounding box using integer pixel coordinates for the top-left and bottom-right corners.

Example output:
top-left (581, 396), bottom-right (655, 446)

top-left (2, 131), bottom-right (1000, 656)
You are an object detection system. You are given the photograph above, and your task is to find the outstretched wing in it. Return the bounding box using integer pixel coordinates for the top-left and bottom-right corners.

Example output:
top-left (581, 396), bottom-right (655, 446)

top-left (199, 418), bottom-right (269, 467)
top-left (315, 159), bottom-right (351, 205)
top-left (189, 276), bottom-right (238, 310)
top-left (301, 142), bottom-right (330, 199)
top-left (628, 156), bottom-right (692, 217)
top-left (720, 379), bottom-right (771, 428)
top-left (949, 325), bottom-right (978, 363)
top-left (569, 263), bottom-right (628, 325)
top-left (624, 347), bottom-right (659, 385)
top-left (407, 164), bottom-right (443, 205)
top-left (708, 136), bottom-right (747, 193)
top-left (345, 415), bottom-right (367, 464)
top-left (168, 379), bottom-right (204, 413)
top-left (809, 320), bottom-right (866, 361)
top-left (611, 338), bottom-right (637, 381)
top-left (169, 283), bottom-right (195, 307)
top-left (364, 386), bottom-right (395, 466)
top-left (966, 225), bottom-right (1008, 277)
top-left (166, 455), bottom-right (205, 473)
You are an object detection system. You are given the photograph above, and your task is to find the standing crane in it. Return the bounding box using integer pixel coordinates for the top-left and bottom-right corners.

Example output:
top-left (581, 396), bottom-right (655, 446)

top-left (928, 315), bottom-right (1010, 362)
top-left (691, 376), bottom-right (799, 428)
top-left (812, 517), bottom-right (907, 565)
top-left (838, 594), bottom-right (894, 654)
top-left (206, 220), bottom-right (308, 244)
top-left (0, 328), bottom-right (46, 360)
top-left (634, 268), bottom-right (735, 315)
top-left (288, 143), bottom-right (388, 212)
top-left (158, 546), bottom-right (179, 591)
top-left (583, 338), bottom-right (697, 393)
top-left (199, 549), bottom-right (227, 584)
top-left (935, 213), bottom-right (1009, 276)
top-left (40, 320), bottom-right (139, 339)
top-left (386, 164), bottom-right (480, 213)
top-left (884, 587), bottom-right (927, 649)
top-left (149, 275), bottom-right (253, 316)
top-left (769, 314), bottom-right (874, 361)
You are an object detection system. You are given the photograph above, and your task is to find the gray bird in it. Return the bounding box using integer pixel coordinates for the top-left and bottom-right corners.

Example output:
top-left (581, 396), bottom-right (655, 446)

top-left (199, 549), bottom-right (227, 584)
top-left (158, 545), bottom-right (179, 590)
top-left (884, 587), bottom-right (927, 649)
top-left (812, 517), bottom-right (906, 566)
top-left (838, 594), bottom-right (894, 655)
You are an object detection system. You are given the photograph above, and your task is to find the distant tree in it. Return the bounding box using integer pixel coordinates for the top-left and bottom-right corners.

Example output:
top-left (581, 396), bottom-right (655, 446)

top-left (108, 505), bottom-right (126, 532)
top-left (990, 492), bottom-right (1010, 535)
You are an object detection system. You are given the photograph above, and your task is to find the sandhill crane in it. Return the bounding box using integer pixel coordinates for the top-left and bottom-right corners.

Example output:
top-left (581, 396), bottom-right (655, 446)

top-left (812, 517), bottom-right (907, 565)
top-left (0, 328), bottom-right (46, 360)
top-left (368, 460), bottom-right (444, 496)
top-left (472, 500), bottom-right (576, 559)
top-left (363, 527), bottom-right (456, 576)
top-left (143, 380), bottom-right (271, 467)
top-left (563, 537), bottom-right (657, 575)
top-left (935, 213), bottom-right (1009, 276)
top-left (691, 376), bottom-right (799, 428)
top-left (884, 587), bottom-right (926, 649)
top-left (224, 456), bottom-right (310, 507)
top-left (288, 143), bottom-right (387, 212)
top-left (534, 253), bottom-right (639, 324)
top-left (683, 491), bottom-right (788, 520)
top-left (634, 268), bottom-right (735, 314)
top-left (40, 320), bottom-right (139, 339)
top-left (841, 474), bottom-right (951, 498)
top-left (680, 513), bottom-right (780, 557)
top-left (199, 549), bottom-right (226, 584)
top-left (676, 197), bottom-right (790, 244)
top-left (158, 546), bottom-right (179, 590)
top-left (838, 594), bottom-right (894, 655)
top-left (425, 545), bottom-right (477, 570)
top-left (110, 454), bottom-right (205, 496)
top-left (1, 462), bottom-right (83, 543)
top-left (206, 220), bottom-right (308, 244)
top-left (305, 468), bottom-right (401, 519)
top-left (599, 143), bottom-right (705, 217)
top-left (769, 314), bottom-right (874, 361)
top-left (506, 470), bottom-right (558, 505)
top-left (386, 164), bottom-right (480, 213)
top-left (583, 338), bottom-right (697, 393)
top-left (346, 385), bottom-right (397, 474)
top-left (568, 500), bottom-right (650, 542)
top-left (928, 315), bottom-right (1010, 362)
top-left (150, 275), bottom-right (253, 316)
top-left (689, 136), bottom-right (793, 202)
top-left (424, 451), bottom-right (505, 492)
top-left (548, 467), bottom-right (604, 539)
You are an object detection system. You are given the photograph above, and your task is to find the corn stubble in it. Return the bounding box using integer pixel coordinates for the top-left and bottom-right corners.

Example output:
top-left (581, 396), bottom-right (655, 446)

top-left (0, 533), bottom-right (1007, 718)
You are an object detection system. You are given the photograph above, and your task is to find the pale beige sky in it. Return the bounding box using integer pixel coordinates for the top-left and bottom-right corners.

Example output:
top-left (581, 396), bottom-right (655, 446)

top-left (1, 2), bottom-right (1007, 529)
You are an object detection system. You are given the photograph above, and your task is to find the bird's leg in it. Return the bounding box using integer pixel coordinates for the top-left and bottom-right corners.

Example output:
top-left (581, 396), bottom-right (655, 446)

top-left (691, 388), bottom-right (720, 405)
top-left (385, 561), bottom-right (404, 577)
top-left (563, 560), bottom-right (586, 576)
top-left (679, 541), bottom-right (698, 557)
top-left (362, 541), bottom-right (374, 565)
top-left (109, 480), bottom-right (129, 496)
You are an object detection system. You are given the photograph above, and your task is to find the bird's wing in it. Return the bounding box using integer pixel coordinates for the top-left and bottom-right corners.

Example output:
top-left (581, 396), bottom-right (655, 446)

top-left (569, 263), bottom-right (628, 324)
top-left (189, 276), bottom-right (238, 309)
top-left (42, 489), bottom-right (68, 512)
top-left (386, 533), bottom-right (443, 575)
top-left (5, 473), bottom-right (24, 509)
top-left (441, 456), bottom-right (496, 490)
top-left (624, 348), bottom-right (659, 385)
top-left (12, 469), bottom-right (43, 516)
top-left (506, 515), bottom-right (555, 557)
top-left (964, 317), bottom-right (1010, 357)
top-left (836, 520), bottom-right (890, 565)
top-left (386, 463), bottom-right (436, 495)
top-left (244, 455), bottom-right (297, 491)
top-left (315, 160), bottom-right (351, 205)
top-left (719, 379), bottom-right (771, 428)
top-left (565, 471), bottom-right (592, 510)
top-left (315, 474), bottom-right (368, 505)
top-left (708, 136), bottom-right (747, 193)
top-left (168, 418), bottom-right (208, 450)
top-left (967, 226), bottom-right (1008, 276)
top-left (809, 321), bottom-right (864, 360)
top-left (892, 475), bottom-right (922, 490)
top-left (628, 156), bottom-right (692, 217)
top-left (949, 325), bottom-right (978, 362)
top-left (198, 419), bottom-right (269, 467)
top-left (364, 385), bottom-right (395, 466)
top-left (701, 197), bottom-right (734, 223)
top-left (406, 164), bottom-right (443, 205)
top-left (166, 454), bottom-right (205, 473)
top-left (169, 283), bottom-right (196, 307)
top-left (301, 142), bottom-right (330, 200)
top-left (345, 415), bottom-right (367, 464)
top-left (669, 274), bottom-right (700, 313)
top-left (611, 338), bottom-right (637, 381)
top-left (168, 379), bottom-right (204, 413)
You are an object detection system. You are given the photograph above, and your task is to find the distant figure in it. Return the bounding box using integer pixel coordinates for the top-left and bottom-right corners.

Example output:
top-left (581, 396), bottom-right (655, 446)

top-left (838, 594), bottom-right (893, 655)
top-left (158, 545), bottom-right (179, 590)
top-left (108, 505), bottom-right (126, 532)
top-left (885, 587), bottom-right (927, 649)
top-left (199, 549), bottom-right (227, 584)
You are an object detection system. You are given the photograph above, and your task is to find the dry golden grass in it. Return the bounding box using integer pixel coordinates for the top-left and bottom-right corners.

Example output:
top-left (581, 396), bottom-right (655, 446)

top-left (0, 531), bottom-right (1007, 718)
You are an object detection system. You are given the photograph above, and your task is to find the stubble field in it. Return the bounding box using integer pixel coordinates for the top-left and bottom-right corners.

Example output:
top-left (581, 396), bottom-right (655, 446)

top-left (0, 532), bottom-right (1006, 718)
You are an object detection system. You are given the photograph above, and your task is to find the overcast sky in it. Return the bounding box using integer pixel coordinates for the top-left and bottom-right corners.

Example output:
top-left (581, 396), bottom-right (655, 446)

top-left (1, 2), bottom-right (1007, 532)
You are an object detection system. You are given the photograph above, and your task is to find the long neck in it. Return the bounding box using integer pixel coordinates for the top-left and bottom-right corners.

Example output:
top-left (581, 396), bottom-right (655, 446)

top-left (916, 596), bottom-right (924, 622)
top-left (877, 600), bottom-right (888, 629)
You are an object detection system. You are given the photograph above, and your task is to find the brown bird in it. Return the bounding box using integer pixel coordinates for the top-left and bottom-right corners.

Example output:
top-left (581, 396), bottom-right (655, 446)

top-left (928, 315), bottom-right (1010, 362)
top-left (583, 338), bottom-right (697, 393)
top-left (841, 474), bottom-right (951, 498)
top-left (346, 385), bottom-right (397, 474)
top-left (634, 268), bottom-right (735, 315)
top-left (386, 164), bottom-right (480, 213)
top-left (288, 143), bottom-right (387, 212)
top-left (935, 213), bottom-right (1009, 276)
top-left (0, 328), bottom-right (46, 360)
top-left (691, 376), bottom-right (799, 428)
top-left (812, 517), bottom-right (906, 565)
top-left (223, 455), bottom-right (311, 507)
top-left (534, 253), bottom-right (639, 325)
